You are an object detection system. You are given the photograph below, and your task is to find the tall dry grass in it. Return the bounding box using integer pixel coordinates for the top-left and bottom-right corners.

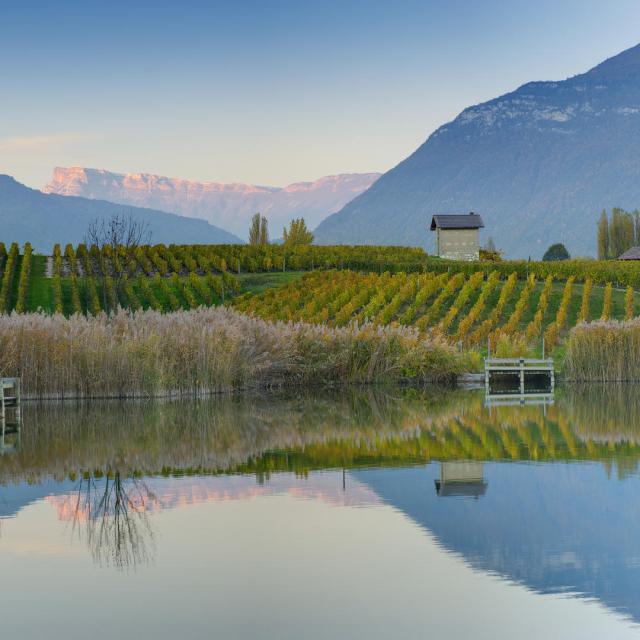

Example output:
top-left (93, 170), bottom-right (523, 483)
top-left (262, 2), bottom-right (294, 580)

top-left (0, 307), bottom-right (465, 398)
top-left (565, 318), bottom-right (640, 381)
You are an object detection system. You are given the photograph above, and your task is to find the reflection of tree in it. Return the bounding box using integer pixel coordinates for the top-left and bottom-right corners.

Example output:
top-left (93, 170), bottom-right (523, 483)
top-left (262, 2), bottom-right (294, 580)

top-left (70, 471), bottom-right (159, 570)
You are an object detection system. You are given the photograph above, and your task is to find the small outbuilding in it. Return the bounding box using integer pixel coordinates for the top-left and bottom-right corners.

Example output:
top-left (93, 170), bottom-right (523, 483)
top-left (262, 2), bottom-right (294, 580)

top-left (430, 212), bottom-right (484, 261)
top-left (618, 247), bottom-right (640, 260)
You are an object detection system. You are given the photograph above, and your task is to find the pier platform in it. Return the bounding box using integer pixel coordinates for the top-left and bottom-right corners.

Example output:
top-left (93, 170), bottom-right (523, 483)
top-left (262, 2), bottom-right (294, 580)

top-left (484, 358), bottom-right (555, 394)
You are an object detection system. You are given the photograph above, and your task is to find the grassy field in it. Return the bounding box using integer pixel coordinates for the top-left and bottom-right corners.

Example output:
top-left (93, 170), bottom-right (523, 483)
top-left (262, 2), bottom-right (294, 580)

top-left (236, 271), bottom-right (305, 294)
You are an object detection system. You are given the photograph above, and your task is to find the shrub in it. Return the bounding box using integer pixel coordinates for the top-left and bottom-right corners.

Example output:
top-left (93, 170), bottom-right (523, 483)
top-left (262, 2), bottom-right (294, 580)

top-left (601, 282), bottom-right (613, 320)
top-left (625, 286), bottom-right (634, 320)
top-left (0, 243), bottom-right (19, 313)
top-left (543, 243), bottom-right (570, 261)
top-left (15, 242), bottom-right (32, 313)
top-left (577, 278), bottom-right (593, 323)
top-left (70, 274), bottom-right (83, 314)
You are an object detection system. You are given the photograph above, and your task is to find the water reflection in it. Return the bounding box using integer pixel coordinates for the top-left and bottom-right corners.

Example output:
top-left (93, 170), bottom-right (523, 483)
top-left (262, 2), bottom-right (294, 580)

top-left (435, 461), bottom-right (487, 498)
top-left (4, 386), bottom-right (640, 480)
top-left (66, 473), bottom-right (158, 570)
top-left (1, 386), bottom-right (640, 633)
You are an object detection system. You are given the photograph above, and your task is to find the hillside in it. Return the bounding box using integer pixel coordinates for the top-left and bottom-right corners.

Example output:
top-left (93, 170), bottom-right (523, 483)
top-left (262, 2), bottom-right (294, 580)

top-left (44, 167), bottom-right (381, 239)
top-left (314, 43), bottom-right (640, 258)
top-left (0, 175), bottom-right (241, 251)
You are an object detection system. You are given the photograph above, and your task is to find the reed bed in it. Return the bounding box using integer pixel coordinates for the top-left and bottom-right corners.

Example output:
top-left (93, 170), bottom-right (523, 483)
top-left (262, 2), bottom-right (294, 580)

top-left (0, 307), bottom-right (465, 398)
top-left (565, 318), bottom-right (640, 381)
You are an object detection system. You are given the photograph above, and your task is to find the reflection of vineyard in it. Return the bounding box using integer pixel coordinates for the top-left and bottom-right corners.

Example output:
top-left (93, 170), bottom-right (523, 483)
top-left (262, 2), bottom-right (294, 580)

top-left (2, 387), bottom-right (640, 482)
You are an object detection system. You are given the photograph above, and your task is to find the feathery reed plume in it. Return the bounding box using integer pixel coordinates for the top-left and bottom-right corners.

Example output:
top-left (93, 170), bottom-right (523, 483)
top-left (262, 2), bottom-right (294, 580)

top-left (0, 307), bottom-right (465, 398)
top-left (566, 318), bottom-right (640, 381)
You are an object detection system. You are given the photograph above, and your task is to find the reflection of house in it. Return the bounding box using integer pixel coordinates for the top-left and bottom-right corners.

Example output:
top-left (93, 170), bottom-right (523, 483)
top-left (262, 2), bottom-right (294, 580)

top-left (430, 213), bottom-right (484, 261)
top-left (435, 461), bottom-right (487, 498)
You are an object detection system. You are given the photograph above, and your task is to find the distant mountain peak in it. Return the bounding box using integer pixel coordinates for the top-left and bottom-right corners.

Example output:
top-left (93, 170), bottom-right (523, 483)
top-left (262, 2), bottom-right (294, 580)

top-left (44, 168), bottom-right (381, 238)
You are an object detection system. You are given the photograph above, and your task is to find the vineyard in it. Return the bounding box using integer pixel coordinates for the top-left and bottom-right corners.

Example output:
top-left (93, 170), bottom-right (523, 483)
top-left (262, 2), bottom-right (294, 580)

top-left (0, 242), bottom-right (248, 315)
top-left (0, 242), bottom-right (433, 314)
top-left (234, 269), bottom-right (640, 352)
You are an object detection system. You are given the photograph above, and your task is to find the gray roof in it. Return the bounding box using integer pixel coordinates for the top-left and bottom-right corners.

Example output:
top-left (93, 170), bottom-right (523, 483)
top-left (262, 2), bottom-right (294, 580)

top-left (430, 213), bottom-right (484, 230)
top-left (618, 246), bottom-right (640, 260)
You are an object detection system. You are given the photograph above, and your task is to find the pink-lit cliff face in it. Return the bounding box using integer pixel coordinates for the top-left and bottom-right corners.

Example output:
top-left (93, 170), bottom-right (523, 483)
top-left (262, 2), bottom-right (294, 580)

top-left (43, 167), bottom-right (380, 239)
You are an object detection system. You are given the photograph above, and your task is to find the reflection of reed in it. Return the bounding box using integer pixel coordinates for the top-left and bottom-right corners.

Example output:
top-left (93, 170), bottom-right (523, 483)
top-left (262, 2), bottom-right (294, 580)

top-left (68, 472), bottom-right (159, 570)
top-left (0, 388), bottom-right (463, 481)
top-left (561, 385), bottom-right (640, 442)
top-left (1, 386), bottom-right (640, 483)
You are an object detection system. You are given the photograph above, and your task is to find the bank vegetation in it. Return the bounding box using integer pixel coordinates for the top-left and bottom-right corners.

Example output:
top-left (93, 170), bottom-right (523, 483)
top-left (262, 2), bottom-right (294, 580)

top-left (0, 307), bottom-right (465, 398)
top-left (565, 318), bottom-right (640, 381)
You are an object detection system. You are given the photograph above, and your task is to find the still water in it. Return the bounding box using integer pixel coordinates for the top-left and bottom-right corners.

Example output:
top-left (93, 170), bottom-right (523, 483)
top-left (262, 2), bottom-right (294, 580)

top-left (1, 386), bottom-right (640, 639)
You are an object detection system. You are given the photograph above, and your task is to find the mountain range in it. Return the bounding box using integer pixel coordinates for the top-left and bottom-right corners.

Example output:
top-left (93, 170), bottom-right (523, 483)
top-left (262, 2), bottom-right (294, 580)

top-left (44, 167), bottom-right (380, 240)
top-left (0, 175), bottom-right (241, 251)
top-left (315, 43), bottom-right (640, 258)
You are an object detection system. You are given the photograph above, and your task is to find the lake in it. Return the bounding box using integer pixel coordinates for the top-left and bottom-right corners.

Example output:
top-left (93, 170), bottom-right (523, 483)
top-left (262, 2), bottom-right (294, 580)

top-left (1, 386), bottom-right (640, 639)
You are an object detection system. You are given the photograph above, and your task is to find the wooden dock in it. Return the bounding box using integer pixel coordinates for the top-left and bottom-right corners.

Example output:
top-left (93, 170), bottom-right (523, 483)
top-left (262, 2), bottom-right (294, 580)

top-left (484, 357), bottom-right (555, 394)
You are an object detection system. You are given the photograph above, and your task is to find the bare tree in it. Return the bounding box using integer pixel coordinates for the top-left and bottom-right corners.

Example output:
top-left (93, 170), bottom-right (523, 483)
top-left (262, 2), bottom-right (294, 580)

top-left (85, 213), bottom-right (151, 311)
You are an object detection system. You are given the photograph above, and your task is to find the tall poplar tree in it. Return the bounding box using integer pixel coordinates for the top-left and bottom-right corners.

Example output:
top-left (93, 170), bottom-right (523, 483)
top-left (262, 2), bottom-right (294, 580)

top-left (249, 213), bottom-right (269, 245)
top-left (622, 211), bottom-right (635, 253)
top-left (597, 210), bottom-right (609, 260)
top-left (259, 216), bottom-right (269, 245)
top-left (611, 208), bottom-right (624, 258)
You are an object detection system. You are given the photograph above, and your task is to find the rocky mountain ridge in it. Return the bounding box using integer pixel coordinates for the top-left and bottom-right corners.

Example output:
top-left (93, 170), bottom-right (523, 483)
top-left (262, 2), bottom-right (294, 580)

top-left (0, 175), bottom-right (242, 251)
top-left (44, 168), bottom-right (380, 239)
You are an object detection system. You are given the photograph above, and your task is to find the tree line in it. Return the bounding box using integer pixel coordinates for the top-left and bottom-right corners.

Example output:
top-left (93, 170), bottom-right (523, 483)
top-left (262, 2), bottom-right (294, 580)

top-left (248, 213), bottom-right (313, 249)
top-left (597, 208), bottom-right (640, 259)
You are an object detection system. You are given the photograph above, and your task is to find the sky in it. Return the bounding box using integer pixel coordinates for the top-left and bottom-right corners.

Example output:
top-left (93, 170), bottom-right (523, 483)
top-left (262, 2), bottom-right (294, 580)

top-left (2, 0), bottom-right (640, 189)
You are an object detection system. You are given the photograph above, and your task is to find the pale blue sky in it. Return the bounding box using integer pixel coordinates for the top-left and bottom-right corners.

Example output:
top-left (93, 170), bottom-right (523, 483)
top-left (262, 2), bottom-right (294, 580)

top-left (2, 0), bottom-right (640, 188)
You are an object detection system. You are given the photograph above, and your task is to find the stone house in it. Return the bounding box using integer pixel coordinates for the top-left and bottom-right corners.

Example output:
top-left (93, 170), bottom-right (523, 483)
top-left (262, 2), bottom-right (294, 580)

top-left (430, 212), bottom-right (484, 261)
